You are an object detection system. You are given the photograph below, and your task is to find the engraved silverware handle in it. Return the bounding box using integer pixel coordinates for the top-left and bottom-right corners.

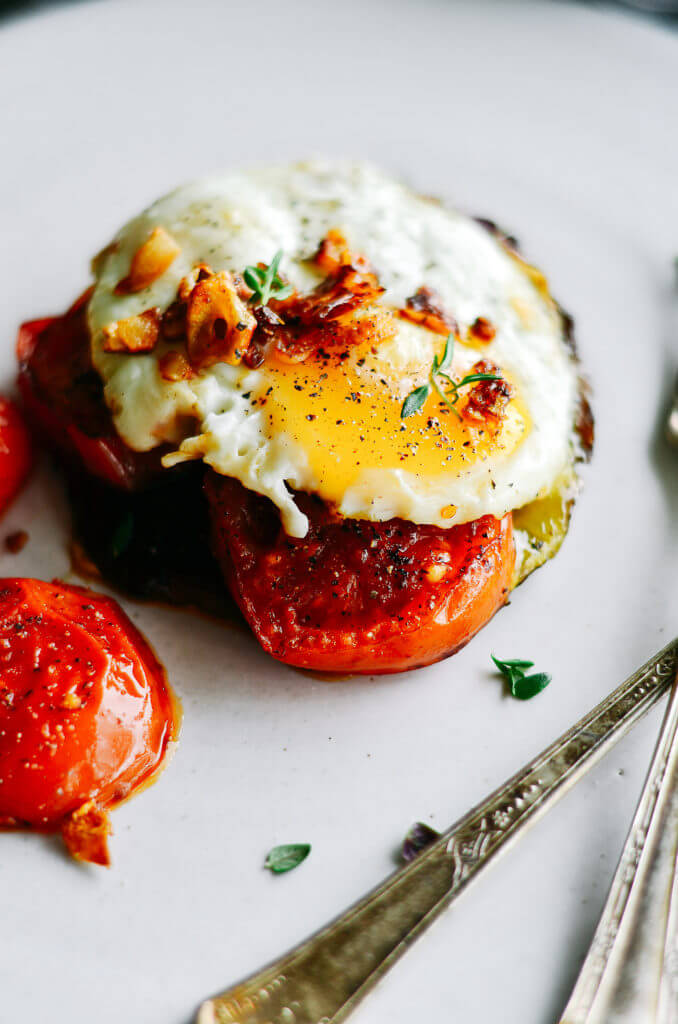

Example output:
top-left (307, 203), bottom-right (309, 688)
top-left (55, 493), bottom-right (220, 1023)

top-left (198, 638), bottom-right (678, 1024)
top-left (560, 653), bottom-right (678, 1023)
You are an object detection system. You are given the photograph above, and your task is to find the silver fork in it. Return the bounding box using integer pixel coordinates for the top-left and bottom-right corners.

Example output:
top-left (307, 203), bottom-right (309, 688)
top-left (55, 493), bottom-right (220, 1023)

top-left (559, 652), bottom-right (678, 1023)
top-left (197, 639), bottom-right (678, 1024)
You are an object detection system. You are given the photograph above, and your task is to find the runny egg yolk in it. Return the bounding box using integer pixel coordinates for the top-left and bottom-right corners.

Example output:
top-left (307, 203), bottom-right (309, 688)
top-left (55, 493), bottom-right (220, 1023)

top-left (253, 327), bottom-right (530, 514)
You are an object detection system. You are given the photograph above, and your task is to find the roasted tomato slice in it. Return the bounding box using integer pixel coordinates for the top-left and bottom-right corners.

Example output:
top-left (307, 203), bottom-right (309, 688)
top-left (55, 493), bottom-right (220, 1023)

top-left (0, 396), bottom-right (32, 515)
top-left (16, 295), bottom-right (161, 490)
top-left (0, 578), bottom-right (178, 864)
top-left (206, 474), bottom-right (515, 675)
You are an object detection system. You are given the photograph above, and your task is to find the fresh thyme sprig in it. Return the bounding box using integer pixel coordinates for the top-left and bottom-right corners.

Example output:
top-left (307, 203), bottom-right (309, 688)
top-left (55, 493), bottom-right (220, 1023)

top-left (400, 332), bottom-right (501, 420)
top-left (491, 655), bottom-right (552, 701)
top-left (243, 249), bottom-right (293, 307)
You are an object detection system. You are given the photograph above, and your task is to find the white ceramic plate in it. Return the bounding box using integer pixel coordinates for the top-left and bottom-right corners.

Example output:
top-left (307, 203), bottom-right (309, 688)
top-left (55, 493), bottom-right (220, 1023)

top-left (1, 1), bottom-right (677, 1021)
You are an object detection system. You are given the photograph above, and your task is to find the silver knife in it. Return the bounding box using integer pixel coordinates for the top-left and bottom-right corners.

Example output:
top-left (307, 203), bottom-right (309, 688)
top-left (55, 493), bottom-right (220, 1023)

top-left (198, 637), bottom-right (678, 1024)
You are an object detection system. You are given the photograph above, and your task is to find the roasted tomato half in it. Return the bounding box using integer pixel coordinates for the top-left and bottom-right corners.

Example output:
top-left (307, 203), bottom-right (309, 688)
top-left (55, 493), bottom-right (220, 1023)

top-left (0, 578), bottom-right (178, 864)
top-left (15, 298), bottom-right (516, 678)
top-left (16, 296), bottom-right (161, 490)
top-left (0, 396), bottom-right (32, 516)
top-left (206, 474), bottom-right (515, 675)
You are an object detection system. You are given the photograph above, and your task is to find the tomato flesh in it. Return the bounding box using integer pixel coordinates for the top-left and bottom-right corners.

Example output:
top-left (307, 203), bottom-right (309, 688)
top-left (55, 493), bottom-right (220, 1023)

top-left (16, 299), bottom-right (161, 490)
top-left (0, 396), bottom-right (32, 516)
top-left (0, 578), bottom-right (178, 831)
top-left (206, 474), bottom-right (515, 674)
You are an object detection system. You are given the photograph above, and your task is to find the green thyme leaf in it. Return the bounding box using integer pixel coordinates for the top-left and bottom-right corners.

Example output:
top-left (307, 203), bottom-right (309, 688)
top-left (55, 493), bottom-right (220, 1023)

top-left (110, 512), bottom-right (134, 559)
top-left (511, 672), bottom-right (552, 701)
top-left (400, 384), bottom-right (431, 418)
top-left (399, 331), bottom-right (503, 420)
top-left (243, 265), bottom-right (265, 290)
top-left (437, 331), bottom-right (455, 375)
top-left (491, 655), bottom-right (551, 701)
top-left (264, 250), bottom-right (282, 287)
top-left (457, 372), bottom-right (501, 388)
top-left (244, 249), bottom-right (292, 307)
top-left (491, 655), bottom-right (535, 676)
top-left (264, 843), bottom-right (311, 874)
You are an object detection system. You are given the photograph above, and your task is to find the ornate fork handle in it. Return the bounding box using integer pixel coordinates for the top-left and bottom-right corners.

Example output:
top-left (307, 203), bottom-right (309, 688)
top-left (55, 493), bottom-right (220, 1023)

top-left (198, 639), bottom-right (678, 1024)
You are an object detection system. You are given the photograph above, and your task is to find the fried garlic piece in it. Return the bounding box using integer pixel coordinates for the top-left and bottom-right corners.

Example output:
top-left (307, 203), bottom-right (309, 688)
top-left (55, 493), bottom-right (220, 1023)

top-left (102, 308), bottom-right (160, 353)
top-left (115, 227), bottom-right (181, 294)
top-left (186, 271), bottom-right (256, 369)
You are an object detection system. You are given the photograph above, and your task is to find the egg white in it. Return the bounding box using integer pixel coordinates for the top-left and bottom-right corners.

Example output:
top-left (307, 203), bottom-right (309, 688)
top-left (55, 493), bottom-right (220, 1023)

top-left (88, 161), bottom-right (580, 537)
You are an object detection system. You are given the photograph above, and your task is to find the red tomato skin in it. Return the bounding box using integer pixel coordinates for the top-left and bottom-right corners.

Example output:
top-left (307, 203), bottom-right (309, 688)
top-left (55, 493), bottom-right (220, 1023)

top-left (16, 304), bottom-right (161, 491)
top-left (206, 475), bottom-right (515, 675)
top-left (0, 579), bottom-right (178, 829)
top-left (0, 397), bottom-right (33, 516)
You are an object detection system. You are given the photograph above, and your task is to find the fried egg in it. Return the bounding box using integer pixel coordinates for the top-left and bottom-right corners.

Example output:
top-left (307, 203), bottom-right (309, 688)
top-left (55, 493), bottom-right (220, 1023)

top-left (88, 161), bottom-right (582, 540)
